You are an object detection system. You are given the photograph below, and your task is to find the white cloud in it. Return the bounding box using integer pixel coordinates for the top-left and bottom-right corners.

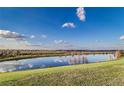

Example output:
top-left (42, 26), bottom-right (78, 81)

top-left (62, 22), bottom-right (75, 28)
top-left (41, 34), bottom-right (47, 39)
top-left (120, 35), bottom-right (124, 40)
top-left (54, 40), bottom-right (67, 44)
top-left (30, 35), bottom-right (35, 39)
top-left (0, 30), bottom-right (26, 41)
top-left (76, 7), bottom-right (85, 21)
top-left (53, 40), bottom-right (76, 49)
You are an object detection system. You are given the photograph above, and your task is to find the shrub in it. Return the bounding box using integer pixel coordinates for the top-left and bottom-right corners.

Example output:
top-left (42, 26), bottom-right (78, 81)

top-left (115, 50), bottom-right (122, 59)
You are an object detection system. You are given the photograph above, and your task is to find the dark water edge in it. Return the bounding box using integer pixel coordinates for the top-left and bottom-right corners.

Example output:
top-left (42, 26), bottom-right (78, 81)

top-left (0, 54), bottom-right (71, 62)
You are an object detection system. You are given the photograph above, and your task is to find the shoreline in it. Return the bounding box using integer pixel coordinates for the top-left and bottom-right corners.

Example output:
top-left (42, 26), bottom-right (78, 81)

top-left (0, 53), bottom-right (115, 62)
top-left (0, 55), bottom-right (66, 62)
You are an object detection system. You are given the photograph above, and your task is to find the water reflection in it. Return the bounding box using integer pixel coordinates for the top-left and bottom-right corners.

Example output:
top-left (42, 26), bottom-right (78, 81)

top-left (0, 62), bottom-right (28, 72)
top-left (0, 54), bottom-right (116, 72)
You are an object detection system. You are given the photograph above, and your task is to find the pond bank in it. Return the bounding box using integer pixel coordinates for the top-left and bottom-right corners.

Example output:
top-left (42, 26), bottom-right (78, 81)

top-left (0, 54), bottom-right (70, 62)
top-left (0, 53), bottom-right (115, 62)
top-left (0, 54), bottom-right (115, 72)
top-left (0, 57), bottom-right (123, 85)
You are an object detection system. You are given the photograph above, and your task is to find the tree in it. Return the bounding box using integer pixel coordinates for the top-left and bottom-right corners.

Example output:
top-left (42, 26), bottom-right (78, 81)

top-left (115, 50), bottom-right (122, 59)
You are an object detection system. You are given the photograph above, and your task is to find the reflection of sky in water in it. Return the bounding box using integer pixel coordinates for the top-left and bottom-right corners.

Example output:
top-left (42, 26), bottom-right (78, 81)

top-left (0, 54), bottom-right (116, 72)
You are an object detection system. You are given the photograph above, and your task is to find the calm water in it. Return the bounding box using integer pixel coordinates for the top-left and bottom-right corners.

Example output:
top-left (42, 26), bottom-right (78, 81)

top-left (0, 54), bottom-right (116, 72)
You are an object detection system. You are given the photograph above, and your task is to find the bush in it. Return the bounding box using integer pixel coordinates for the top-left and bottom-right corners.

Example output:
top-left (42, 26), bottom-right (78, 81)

top-left (115, 51), bottom-right (122, 59)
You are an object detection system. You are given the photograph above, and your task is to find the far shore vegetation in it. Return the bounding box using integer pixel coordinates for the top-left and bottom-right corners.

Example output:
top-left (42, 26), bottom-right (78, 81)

top-left (0, 49), bottom-right (121, 62)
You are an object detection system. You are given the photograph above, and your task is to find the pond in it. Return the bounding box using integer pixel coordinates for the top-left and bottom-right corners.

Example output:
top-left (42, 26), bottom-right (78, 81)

top-left (0, 54), bottom-right (116, 72)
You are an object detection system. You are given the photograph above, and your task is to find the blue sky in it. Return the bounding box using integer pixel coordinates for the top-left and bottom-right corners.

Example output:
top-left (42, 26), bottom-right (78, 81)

top-left (0, 7), bottom-right (124, 50)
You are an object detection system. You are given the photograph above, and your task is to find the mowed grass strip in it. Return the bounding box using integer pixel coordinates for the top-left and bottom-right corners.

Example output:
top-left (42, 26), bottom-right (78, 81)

top-left (0, 58), bottom-right (124, 85)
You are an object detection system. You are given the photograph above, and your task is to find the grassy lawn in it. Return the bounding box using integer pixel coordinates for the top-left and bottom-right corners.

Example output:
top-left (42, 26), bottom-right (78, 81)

top-left (0, 57), bottom-right (124, 86)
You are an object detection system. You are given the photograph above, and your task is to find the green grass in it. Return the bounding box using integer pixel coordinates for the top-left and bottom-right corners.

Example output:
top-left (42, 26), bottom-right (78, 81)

top-left (0, 58), bottom-right (124, 86)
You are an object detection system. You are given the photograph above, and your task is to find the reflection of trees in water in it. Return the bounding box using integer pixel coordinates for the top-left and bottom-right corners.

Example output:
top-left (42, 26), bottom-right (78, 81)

top-left (68, 54), bottom-right (115, 65)
top-left (68, 55), bottom-right (88, 65)
top-left (108, 54), bottom-right (115, 61)
top-left (109, 55), bottom-right (112, 60)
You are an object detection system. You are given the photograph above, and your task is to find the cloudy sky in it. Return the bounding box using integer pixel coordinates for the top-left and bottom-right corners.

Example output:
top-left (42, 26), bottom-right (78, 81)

top-left (0, 7), bottom-right (124, 50)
